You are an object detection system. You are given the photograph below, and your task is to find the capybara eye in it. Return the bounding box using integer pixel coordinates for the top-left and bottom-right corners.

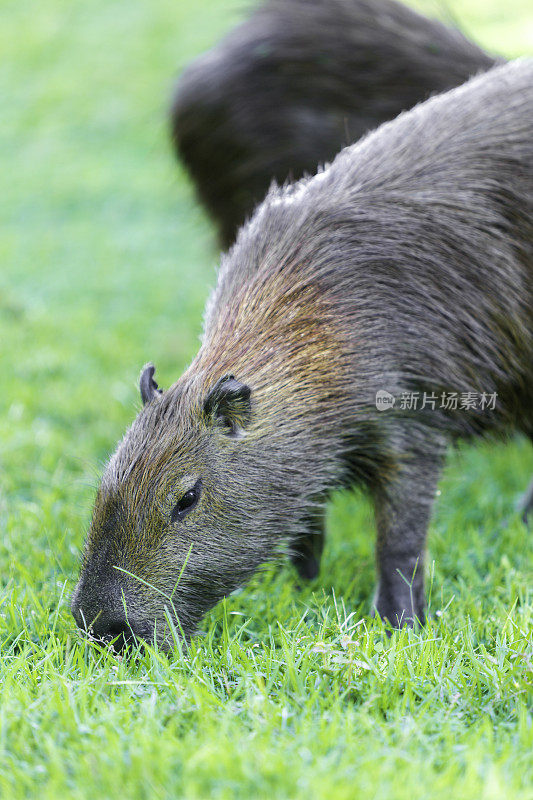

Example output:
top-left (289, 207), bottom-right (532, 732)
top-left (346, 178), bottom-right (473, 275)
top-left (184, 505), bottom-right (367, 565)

top-left (170, 481), bottom-right (201, 524)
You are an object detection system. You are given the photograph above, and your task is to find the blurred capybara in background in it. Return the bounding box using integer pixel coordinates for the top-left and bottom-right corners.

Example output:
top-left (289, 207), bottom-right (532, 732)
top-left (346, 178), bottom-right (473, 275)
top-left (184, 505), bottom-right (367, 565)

top-left (171, 0), bottom-right (500, 247)
top-left (72, 60), bottom-right (532, 648)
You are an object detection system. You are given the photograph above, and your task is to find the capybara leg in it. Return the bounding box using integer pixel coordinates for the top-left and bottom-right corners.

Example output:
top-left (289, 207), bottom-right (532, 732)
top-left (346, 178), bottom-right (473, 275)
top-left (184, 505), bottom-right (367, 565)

top-left (291, 510), bottom-right (325, 580)
top-left (519, 477), bottom-right (533, 524)
top-left (372, 446), bottom-right (443, 627)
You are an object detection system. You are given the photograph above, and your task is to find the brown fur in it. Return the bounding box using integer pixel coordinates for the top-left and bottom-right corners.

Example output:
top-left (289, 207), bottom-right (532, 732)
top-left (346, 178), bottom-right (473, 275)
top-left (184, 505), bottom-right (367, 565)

top-left (72, 60), bottom-right (532, 649)
top-left (171, 0), bottom-right (500, 247)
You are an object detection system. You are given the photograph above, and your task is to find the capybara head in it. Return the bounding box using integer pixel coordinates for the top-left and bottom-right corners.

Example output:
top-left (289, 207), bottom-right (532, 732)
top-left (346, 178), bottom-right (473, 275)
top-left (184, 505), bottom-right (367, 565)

top-left (71, 361), bottom-right (323, 649)
top-left (71, 365), bottom-right (275, 648)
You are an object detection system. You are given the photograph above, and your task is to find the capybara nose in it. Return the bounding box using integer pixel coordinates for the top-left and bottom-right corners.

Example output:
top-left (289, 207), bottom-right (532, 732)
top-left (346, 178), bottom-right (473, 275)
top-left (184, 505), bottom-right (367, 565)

top-left (72, 603), bottom-right (138, 650)
top-left (93, 612), bottom-right (137, 649)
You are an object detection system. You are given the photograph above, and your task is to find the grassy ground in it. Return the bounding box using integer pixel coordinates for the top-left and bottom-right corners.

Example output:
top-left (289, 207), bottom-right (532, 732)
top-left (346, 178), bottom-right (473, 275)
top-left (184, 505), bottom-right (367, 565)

top-left (0, 0), bottom-right (532, 797)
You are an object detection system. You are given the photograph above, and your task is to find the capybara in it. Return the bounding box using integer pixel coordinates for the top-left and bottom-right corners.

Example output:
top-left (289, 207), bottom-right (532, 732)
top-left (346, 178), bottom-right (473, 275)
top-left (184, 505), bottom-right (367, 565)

top-left (72, 59), bottom-right (533, 649)
top-left (171, 0), bottom-right (500, 247)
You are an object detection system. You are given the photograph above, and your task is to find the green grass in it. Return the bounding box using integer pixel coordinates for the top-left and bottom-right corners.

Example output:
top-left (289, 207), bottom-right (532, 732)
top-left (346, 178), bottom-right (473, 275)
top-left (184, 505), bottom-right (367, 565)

top-left (0, 0), bottom-right (532, 797)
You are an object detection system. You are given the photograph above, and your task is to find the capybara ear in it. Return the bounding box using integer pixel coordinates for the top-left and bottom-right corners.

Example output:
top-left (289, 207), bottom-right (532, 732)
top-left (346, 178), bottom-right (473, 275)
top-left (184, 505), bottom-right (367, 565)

top-left (140, 363), bottom-right (163, 406)
top-left (203, 374), bottom-right (251, 436)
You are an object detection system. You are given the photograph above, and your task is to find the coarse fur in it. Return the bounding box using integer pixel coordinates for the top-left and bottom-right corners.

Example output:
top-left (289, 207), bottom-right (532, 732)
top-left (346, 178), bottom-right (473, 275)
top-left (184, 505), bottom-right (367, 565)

top-left (171, 0), bottom-right (500, 247)
top-left (72, 60), bottom-right (533, 649)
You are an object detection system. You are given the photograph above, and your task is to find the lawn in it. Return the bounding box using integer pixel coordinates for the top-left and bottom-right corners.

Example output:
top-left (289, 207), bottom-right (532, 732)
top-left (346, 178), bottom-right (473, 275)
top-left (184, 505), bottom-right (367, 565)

top-left (0, 0), bottom-right (532, 797)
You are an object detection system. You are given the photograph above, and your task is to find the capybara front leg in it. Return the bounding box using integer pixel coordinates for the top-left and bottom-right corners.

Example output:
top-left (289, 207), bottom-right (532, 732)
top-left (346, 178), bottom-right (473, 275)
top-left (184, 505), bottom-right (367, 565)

top-left (290, 507), bottom-right (326, 580)
top-left (372, 449), bottom-right (442, 627)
